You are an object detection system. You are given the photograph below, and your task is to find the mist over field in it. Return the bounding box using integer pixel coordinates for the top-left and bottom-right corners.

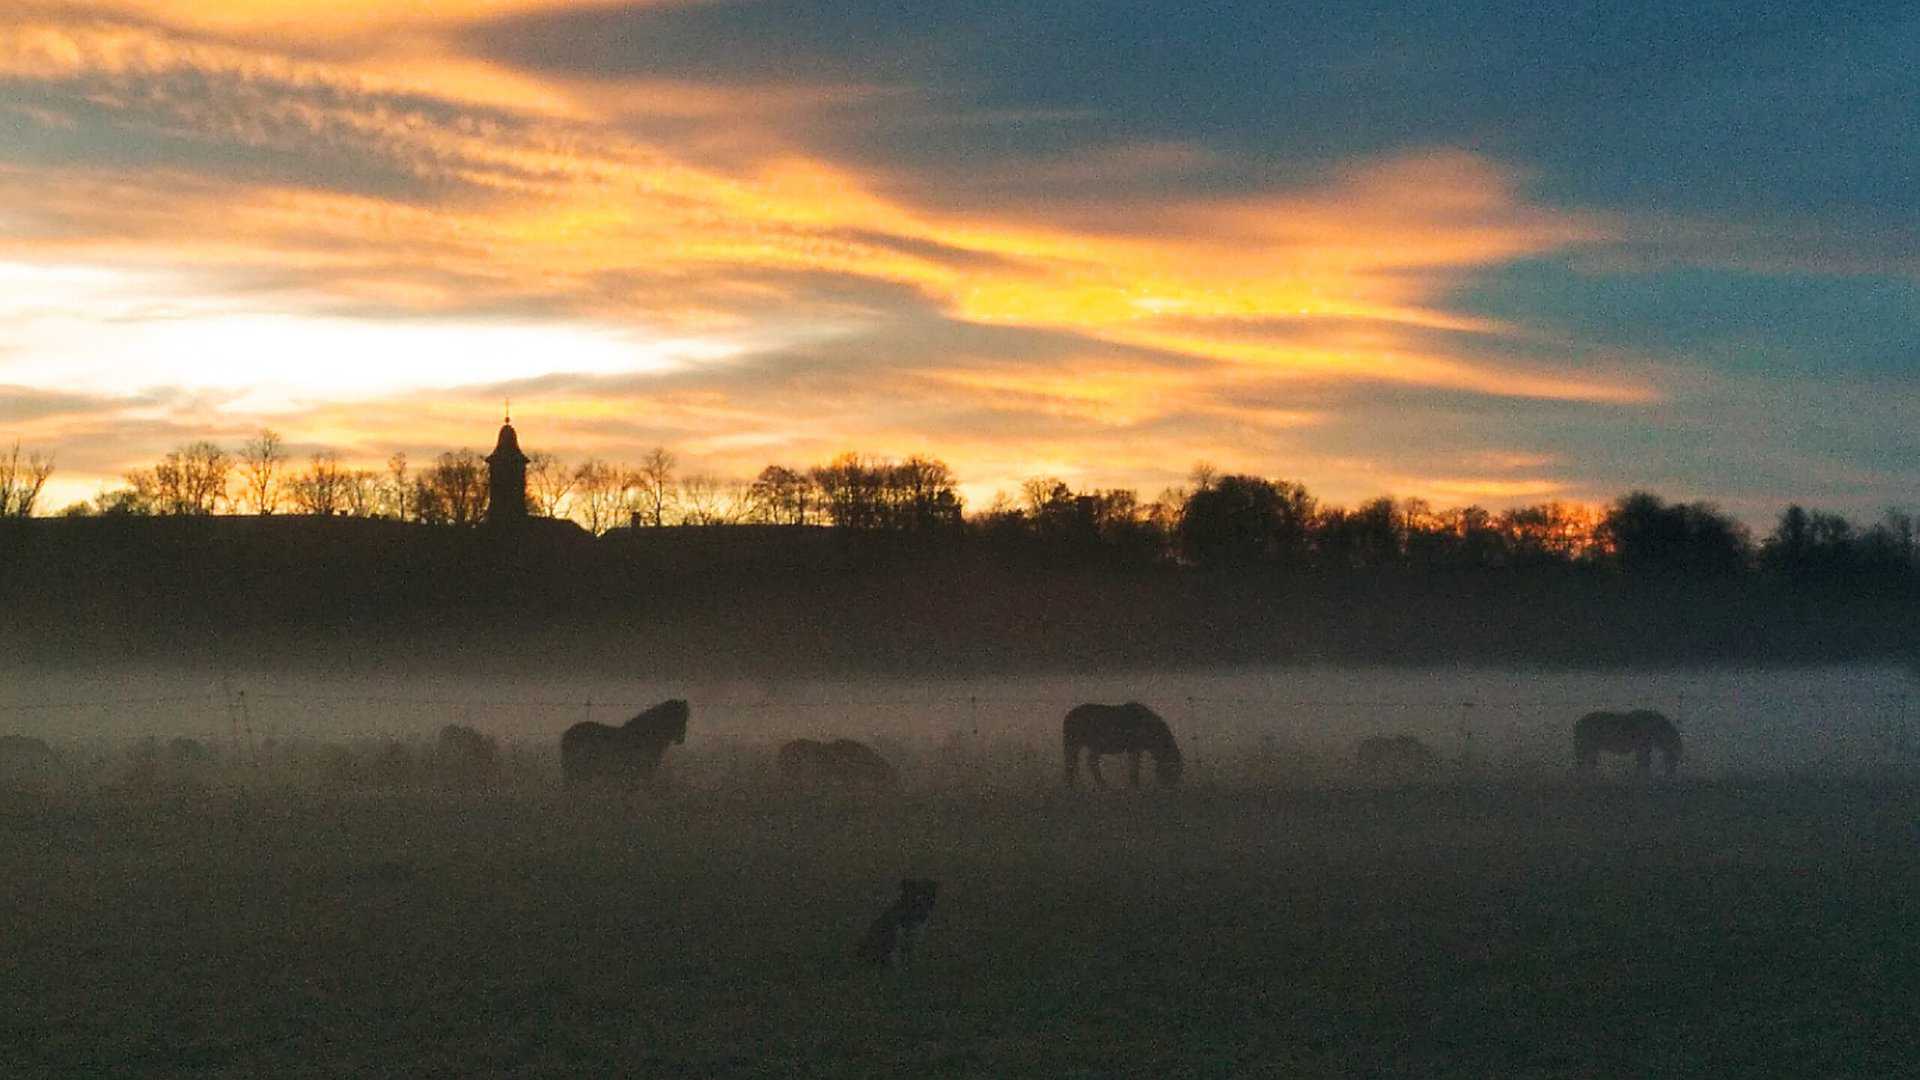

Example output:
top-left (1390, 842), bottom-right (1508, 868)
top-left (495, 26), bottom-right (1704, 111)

top-left (6, 0), bottom-right (1919, 1070)
top-left (7, 657), bottom-right (1920, 1076)
top-left (7, 661), bottom-right (1915, 780)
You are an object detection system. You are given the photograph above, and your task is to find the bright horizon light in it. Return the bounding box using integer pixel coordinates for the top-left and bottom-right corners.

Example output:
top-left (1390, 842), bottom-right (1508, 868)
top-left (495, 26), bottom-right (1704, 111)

top-left (2, 3), bottom-right (1914, 526)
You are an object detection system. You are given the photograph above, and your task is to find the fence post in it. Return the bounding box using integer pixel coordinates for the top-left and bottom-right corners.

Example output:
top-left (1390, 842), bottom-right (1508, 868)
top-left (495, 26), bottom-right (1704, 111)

top-left (224, 681), bottom-right (241, 759)
top-left (237, 691), bottom-right (257, 770)
top-left (1900, 693), bottom-right (1912, 759)
top-left (1459, 700), bottom-right (1476, 774)
top-left (1187, 695), bottom-right (1200, 777)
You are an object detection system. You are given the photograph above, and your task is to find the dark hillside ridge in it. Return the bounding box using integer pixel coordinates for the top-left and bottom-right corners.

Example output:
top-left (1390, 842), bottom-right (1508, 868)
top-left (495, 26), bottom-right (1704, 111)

top-left (2, 516), bottom-right (1914, 677)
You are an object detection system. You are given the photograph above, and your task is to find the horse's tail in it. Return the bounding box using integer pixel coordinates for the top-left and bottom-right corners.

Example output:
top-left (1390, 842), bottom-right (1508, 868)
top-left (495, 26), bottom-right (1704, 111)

top-left (1061, 712), bottom-right (1083, 786)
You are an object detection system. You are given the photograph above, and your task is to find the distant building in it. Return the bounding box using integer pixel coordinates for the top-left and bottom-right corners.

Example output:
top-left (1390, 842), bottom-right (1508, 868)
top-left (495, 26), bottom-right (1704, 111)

top-left (485, 411), bottom-right (529, 525)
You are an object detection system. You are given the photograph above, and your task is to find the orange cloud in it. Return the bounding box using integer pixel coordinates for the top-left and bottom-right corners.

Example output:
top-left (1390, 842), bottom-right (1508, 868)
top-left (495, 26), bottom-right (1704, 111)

top-left (33, 1), bottom-right (667, 38)
top-left (2, 6), bottom-right (1661, 511)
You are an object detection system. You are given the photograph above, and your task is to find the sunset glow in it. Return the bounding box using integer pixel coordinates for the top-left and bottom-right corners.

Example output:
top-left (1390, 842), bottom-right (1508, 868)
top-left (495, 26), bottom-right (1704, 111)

top-left (3, 2), bottom-right (1914, 518)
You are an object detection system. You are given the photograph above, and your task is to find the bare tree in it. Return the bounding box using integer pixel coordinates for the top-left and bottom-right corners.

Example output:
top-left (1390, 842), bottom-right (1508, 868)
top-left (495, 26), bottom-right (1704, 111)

top-left (384, 452), bottom-right (413, 521)
top-left (91, 482), bottom-right (153, 515)
top-left (132, 441), bottom-right (230, 515)
top-left (633, 447), bottom-right (677, 527)
top-left (723, 478), bottom-right (753, 524)
top-left (1499, 501), bottom-right (1600, 563)
top-left (289, 452), bottom-right (347, 515)
top-left (806, 453), bottom-right (961, 531)
top-left (419, 450), bottom-right (488, 526)
top-left (1146, 487), bottom-right (1186, 539)
top-left (890, 455), bottom-right (962, 529)
top-left (746, 465), bottom-right (816, 525)
top-left (344, 470), bottom-right (381, 517)
top-left (1021, 476), bottom-right (1068, 518)
top-left (0, 441), bottom-right (54, 517)
top-left (527, 451), bottom-right (574, 519)
top-left (677, 474), bottom-right (747, 525)
top-left (237, 429), bottom-right (287, 515)
top-left (570, 459), bottom-right (634, 534)
top-left (1017, 478), bottom-right (1142, 546)
top-left (811, 452), bottom-right (889, 529)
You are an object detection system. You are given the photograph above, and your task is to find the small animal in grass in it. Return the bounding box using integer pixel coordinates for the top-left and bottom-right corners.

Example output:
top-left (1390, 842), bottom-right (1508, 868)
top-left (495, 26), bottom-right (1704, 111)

top-left (857, 879), bottom-right (938, 967)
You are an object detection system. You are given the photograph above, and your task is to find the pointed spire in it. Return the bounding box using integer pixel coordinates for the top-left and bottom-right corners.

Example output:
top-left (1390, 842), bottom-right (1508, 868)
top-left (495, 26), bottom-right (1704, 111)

top-left (486, 408), bottom-right (529, 523)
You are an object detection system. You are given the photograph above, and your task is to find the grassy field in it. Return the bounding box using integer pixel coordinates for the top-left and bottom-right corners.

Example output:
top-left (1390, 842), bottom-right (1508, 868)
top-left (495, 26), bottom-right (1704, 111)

top-left (3, 775), bottom-right (1918, 1077)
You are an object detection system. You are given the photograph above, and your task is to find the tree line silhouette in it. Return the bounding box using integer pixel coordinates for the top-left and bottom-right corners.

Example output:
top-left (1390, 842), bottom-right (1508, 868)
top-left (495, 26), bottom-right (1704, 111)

top-left (30, 431), bottom-right (1919, 587)
top-left (5, 431), bottom-right (1915, 675)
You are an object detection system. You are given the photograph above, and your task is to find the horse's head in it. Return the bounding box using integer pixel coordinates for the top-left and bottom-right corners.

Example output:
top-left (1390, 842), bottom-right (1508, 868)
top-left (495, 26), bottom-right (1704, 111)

top-left (660, 699), bottom-right (690, 744)
top-left (627, 698), bottom-right (690, 743)
top-left (1657, 723), bottom-right (1683, 765)
top-left (1630, 710), bottom-right (1682, 755)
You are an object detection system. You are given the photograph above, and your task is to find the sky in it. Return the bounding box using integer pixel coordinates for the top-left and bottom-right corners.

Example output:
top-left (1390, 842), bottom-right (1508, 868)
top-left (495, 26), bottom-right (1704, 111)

top-left (2, 1), bottom-right (1915, 521)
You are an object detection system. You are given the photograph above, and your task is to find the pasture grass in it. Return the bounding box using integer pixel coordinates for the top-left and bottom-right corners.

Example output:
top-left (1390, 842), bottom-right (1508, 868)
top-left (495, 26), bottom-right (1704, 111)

top-left (3, 776), bottom-right (1918, 1077)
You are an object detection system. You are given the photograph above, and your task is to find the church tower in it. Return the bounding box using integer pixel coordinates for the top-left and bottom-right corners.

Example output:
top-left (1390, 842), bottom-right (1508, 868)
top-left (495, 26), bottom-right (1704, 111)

top-left (485, 406), bottom-right (529, 524)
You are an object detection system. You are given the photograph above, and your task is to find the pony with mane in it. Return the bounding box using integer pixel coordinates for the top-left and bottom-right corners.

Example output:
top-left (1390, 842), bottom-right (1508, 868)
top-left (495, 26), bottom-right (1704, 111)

top-left (1574, 709), bottom-right (1682, 776)
top-left (777, 738), bottom-right (897, 790)
top-left (1063, 702), bottom-right (1182, 787)
top-left (561, 699), bottom-right (689, 789)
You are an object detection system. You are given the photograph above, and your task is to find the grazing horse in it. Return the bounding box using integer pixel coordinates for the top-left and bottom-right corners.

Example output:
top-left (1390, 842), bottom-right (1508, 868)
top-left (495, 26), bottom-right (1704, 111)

top-left (561, 699), bottom-right (689, 789)
top-left (0, 734), bottom-right (54, 787)
top-left (435, 724), bottom-right (501, 788)
top-left (777, 738), bottom-right (897, 790)
top-left (1574, 710), bottom-right (1682, 776)
top-left (1063, 702), bottom-right (1182, 787)
top-left (1356, 734), bottom-right (1440, 781)
top-left (167, 737), bottom-right (215, 765)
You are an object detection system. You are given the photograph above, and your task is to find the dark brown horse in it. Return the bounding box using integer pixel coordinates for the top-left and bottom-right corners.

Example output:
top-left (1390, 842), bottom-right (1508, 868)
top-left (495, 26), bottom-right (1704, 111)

top-left (777, 738), bottom-right (897, 789)
top-left (435, 723), bottom-right (501, 788)
top-left (1063, 702), bottom-right (1182, 787)
top-left (1574, 710), bottom-right (1682, 776)
top-left (561, 699), bottom-right (689, 789)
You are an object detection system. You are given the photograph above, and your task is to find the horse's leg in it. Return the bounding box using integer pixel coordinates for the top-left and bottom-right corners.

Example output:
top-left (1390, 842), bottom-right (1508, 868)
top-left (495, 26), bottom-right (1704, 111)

top-left (1063, 740), bottom-right (1078, 787)
top-left (1128, 750), bottom-right (1142, 787)
top-left (1087, 752), bottom-right (1107, 786)
top-left (1636, 745), bottom-right (1652, 773)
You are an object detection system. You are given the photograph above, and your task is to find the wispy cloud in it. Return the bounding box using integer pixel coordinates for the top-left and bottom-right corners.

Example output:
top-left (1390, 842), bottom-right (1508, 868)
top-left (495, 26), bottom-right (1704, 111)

top-left (2, 3), bottom-right (1913, 520)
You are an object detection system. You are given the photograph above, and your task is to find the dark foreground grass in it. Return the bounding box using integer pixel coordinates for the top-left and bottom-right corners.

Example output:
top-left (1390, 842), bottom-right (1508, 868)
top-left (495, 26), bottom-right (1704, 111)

top-left (3, 777), bottom-right (1918, 1077)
